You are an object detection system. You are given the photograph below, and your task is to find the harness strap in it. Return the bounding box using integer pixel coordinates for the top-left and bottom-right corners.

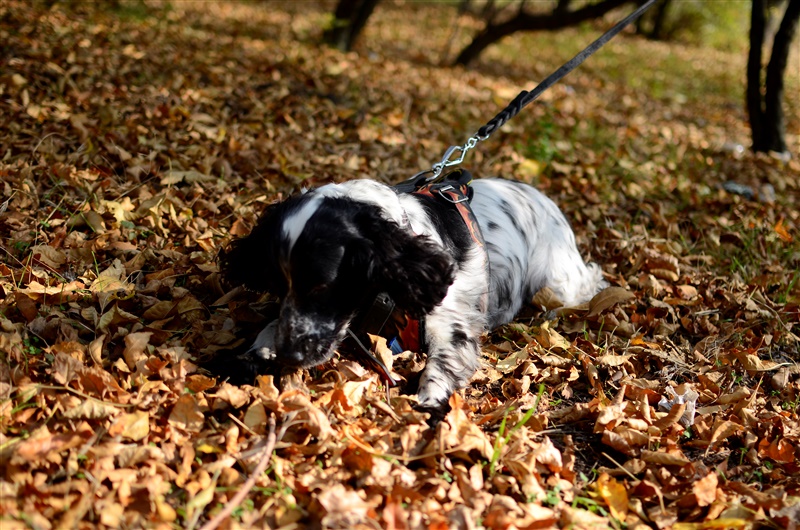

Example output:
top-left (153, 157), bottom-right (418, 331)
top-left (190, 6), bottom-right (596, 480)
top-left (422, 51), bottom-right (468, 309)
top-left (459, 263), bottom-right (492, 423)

top-left (392, 169), bottom-right (487, 354)
top-left (408, 168), bottom-right (485, 249)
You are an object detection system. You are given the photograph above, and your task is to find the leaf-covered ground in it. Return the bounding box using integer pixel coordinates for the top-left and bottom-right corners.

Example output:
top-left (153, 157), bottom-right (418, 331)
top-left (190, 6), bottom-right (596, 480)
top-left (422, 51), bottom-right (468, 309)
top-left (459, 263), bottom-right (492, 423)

top-left (2, 2), bottom-right (800, 528)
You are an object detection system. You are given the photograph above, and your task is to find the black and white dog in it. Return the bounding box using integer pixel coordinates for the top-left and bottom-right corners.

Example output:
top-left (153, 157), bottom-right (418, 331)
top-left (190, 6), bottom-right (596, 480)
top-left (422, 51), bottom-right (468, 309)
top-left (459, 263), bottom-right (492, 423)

top-left (220, 177), bottom-right (606, 420)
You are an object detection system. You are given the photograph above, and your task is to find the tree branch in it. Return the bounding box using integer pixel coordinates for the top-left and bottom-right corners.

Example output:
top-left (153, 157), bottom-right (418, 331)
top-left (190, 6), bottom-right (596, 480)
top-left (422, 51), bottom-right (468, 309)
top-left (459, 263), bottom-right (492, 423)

top-left (198, 415), bottom-right (278, 530)
top-left (455, 0), bottom-right (636, 66)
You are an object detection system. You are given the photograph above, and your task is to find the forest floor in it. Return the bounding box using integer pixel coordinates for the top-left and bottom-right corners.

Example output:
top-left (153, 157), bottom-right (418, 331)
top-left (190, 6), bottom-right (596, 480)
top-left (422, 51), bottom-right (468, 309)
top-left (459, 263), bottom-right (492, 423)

top-left (2, 1), bottom-right (800, 529)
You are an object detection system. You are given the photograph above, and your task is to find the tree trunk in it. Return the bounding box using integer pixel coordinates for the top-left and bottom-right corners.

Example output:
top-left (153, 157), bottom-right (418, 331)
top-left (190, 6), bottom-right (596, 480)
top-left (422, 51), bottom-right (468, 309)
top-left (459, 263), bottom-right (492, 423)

top-left (747, 0), bottom-right (767, 152)
top-left (555, 0), bottom-right (573, 16)
top-left (763, 0), bottom-right (800, 153)
top-left (323, 0), bottom-right (380, 52)
top-left (648, 0), bottom-right (671, 40)
top-left (454, 0), bottom-right (634, 66)
top-left (747, 0), bottom-right (800, 155)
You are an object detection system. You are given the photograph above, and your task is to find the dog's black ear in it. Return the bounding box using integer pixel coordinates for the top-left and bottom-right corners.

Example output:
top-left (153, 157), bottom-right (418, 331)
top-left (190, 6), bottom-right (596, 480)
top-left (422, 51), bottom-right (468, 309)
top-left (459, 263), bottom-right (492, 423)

top-left (219, 199), bottom-right (292, 295)
top-left (357, 209), bottom-right (456, 318)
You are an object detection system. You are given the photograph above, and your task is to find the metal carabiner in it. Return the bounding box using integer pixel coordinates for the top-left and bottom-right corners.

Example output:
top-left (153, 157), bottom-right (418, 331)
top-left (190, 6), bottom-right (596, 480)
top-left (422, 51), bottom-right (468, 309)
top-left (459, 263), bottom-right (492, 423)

top-left (430, 135), bottom-right (482, 181)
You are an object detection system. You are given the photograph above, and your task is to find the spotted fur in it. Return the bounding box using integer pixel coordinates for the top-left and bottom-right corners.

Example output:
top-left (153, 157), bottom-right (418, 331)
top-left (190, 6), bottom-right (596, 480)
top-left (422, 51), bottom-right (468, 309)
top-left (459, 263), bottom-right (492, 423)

top-left (220, 177), bottom-right (606, 422)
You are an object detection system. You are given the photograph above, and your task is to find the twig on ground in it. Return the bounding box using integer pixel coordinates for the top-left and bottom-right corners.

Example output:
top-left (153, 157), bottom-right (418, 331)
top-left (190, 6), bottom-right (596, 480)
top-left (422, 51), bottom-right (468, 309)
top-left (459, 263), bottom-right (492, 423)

top-left (198, 415), bottom-right (277, 530)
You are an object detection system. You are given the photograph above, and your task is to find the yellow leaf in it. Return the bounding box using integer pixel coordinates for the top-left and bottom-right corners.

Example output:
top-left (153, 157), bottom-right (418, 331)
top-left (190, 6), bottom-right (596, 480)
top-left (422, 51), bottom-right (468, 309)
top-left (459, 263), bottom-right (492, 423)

top-left (195, 443), bottom-right (219, 454)
top-left (518, 158), bottom-right (543, 180)
top-left (597, 472), bottom-right (628, 521)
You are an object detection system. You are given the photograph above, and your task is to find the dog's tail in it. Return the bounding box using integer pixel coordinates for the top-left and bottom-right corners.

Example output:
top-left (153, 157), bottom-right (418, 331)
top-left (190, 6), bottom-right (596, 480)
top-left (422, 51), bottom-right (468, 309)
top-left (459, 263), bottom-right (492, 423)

top-left (548, 254), bottom-right (608, 309)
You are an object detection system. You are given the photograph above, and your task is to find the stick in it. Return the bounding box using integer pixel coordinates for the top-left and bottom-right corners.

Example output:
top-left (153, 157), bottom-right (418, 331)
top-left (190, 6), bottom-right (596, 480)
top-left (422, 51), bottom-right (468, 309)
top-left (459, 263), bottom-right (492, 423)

top-left (198, 415), bottom-right (277, 530)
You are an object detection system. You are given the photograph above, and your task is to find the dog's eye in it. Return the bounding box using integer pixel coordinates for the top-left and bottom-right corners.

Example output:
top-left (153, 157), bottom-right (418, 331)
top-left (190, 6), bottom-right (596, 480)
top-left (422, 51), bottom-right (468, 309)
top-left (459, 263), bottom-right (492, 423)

top-left (309, 283), bottom-right (328, 295)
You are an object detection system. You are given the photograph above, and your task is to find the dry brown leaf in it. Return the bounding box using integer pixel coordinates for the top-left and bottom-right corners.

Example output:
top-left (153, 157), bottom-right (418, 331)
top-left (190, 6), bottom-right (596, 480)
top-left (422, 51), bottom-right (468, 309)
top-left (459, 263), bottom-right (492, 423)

top-left (587, 286), bottom-right (635, 317)
top-left (62, 399), bottom-right (120, 420)
top-left (596, 354), bottom-right (633, 367)
top-left (168, 394), bottom-right (205, 433)
top-left (734, 351), bottom-right (782, 372)
top-left (536, 321), bottom-right (571, 351)
top-left (560, 505), bottom-right (610, 529)
top-left (602, 430), bottom-right (634, 455)
top-left (244, 400), bottom-right (268, 433)
top-left (317, 484), bottom-right (372, 527)
top-left (88, 334), bottom-right (106, 365)
top-left (109, 410), bottom-right (150, 441)
top-left (281, 391), bottom-right (335, 441)
top-left (717, 388), bottom-right (750, 404)
top-left (13, 292), bottom-right (38, 322)
top-left (613, 425), bottom-right (650, 448)
top-left (496, 348), bottom-right (529, 373)
top-left (531, 286), bottom-right (565, 310)
top-left (214, 382), bottom-right (250, 409)
top-left (16, 427), bottom-right (87, 462)
top-left (653, 402), bottom-right (687, 431)
top-left (122, 331), bottom-right (152, 370)
top-left (640, 450), bottom-right (690, 466)
top-left (53, 351), bottom-right (84, 385)
top-left (706, 420), bottom-right (744, 453)
top-left (442, 395), bottom-right (493, 461)
top-left (692, 471), bottom-right (718, 507)
top-left (757, 437), bottom-right (796, 463)
top-left (30, 244), bottom-right (67, 269)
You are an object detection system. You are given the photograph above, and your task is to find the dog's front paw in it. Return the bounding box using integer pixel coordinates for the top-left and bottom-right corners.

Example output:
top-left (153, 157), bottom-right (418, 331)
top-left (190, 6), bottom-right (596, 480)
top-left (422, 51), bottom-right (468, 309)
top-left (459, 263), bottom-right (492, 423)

top-left (416, 400), bottom-right (451, 427)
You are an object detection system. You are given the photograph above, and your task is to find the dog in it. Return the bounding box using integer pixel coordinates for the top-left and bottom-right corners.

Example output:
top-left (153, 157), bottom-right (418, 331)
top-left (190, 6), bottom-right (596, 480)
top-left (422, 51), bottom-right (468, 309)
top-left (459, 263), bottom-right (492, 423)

top-left (220, 175), bottom-right (606, 422)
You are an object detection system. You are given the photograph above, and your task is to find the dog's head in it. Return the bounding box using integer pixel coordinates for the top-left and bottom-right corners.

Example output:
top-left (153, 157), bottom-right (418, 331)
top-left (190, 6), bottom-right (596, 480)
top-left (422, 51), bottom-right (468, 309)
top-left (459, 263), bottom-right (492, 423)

top-left (220, 187), bottom-right (455, 369)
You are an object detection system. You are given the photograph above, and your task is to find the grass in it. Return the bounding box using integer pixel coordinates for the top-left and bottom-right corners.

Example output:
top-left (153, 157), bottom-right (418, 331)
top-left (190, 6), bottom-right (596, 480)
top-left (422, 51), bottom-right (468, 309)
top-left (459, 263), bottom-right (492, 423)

top-left (489, 383), bottom-right (545, 477)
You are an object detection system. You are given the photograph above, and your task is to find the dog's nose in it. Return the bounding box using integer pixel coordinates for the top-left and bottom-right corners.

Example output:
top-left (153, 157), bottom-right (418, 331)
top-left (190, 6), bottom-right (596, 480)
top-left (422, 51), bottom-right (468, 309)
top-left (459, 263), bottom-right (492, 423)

top-left (274, 332), bottom-right (317, 366)
top-left (279, 346), bottom-right (307, 367)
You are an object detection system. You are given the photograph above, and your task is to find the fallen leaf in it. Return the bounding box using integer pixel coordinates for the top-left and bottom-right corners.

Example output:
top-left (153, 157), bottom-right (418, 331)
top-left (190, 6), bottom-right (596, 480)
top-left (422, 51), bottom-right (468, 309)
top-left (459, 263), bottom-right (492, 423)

top-left (587, 287), bottom-right (634, 317)
top-left (597, 472), bottom-right (628, 521)
top-left (168, 394), bottom-right (205, 433)
top-left (109, 410), bottom-right (150, 441)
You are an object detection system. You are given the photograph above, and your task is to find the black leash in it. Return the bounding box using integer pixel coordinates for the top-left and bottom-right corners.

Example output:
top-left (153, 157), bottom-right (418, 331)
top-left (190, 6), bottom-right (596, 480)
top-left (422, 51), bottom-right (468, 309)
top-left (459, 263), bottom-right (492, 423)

top-left (417, 0), bottom-right (659, 183)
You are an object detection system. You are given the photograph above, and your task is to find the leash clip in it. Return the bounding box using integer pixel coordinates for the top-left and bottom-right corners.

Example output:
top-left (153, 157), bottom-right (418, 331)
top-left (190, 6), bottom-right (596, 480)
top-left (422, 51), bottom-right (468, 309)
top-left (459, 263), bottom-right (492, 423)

top-left (431, 135), bottom-right (481, 181)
